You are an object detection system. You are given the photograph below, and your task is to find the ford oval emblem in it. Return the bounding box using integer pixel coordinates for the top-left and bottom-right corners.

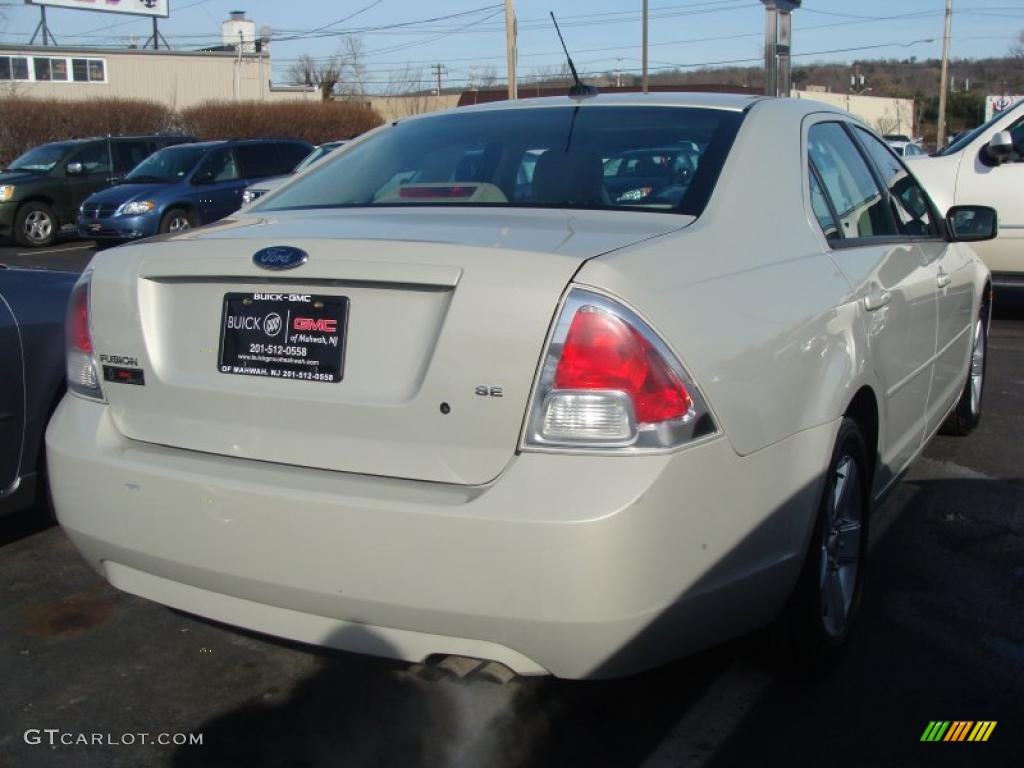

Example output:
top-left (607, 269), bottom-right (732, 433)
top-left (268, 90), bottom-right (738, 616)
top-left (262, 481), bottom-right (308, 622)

top-left (253, 246), bottom-right (308, 271)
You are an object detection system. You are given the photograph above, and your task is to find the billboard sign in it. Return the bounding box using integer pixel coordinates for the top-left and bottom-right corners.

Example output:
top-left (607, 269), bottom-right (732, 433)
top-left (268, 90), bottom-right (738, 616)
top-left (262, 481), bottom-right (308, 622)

top-left (24, 0), bottom-right (169, 18)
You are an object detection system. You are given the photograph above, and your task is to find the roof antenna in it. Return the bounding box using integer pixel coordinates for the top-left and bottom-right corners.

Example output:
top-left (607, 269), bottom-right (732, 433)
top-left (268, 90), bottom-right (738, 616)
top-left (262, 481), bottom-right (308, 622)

top-left (549, 12), bottom-right (599, 99)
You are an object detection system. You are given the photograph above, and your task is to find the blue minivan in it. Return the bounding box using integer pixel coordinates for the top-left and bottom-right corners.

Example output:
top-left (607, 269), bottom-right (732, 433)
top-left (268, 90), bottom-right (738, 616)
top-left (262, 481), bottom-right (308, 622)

top-left (78, 138), bottom-right (312, 242)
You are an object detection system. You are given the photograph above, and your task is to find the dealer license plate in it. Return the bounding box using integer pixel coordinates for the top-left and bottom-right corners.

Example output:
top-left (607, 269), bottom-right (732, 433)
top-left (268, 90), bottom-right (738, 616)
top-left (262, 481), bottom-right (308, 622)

top-left (217, 292), bottom-right (348, 383)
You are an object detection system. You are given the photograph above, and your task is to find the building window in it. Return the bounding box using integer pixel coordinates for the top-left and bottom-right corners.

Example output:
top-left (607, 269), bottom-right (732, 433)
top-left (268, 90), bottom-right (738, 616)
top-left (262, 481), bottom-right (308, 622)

top-left (70, 57), bottom-right (106, 83)
top-left (32, 57), bottom-right (70, 81)
top-left (0, 56), bottom-right (31, 81)
top-left (0, 55), bottom-right (102, 83)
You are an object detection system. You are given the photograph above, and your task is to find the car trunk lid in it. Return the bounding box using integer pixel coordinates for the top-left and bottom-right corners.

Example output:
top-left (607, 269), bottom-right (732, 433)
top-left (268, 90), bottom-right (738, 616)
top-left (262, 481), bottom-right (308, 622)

top-left (88, 207), bottom-right (687, 485)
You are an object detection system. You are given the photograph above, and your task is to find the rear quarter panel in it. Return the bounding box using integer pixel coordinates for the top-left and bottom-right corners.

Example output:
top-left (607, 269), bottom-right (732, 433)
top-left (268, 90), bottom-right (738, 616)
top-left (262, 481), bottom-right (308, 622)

top-left (577, 101), bottom-right (880, 461)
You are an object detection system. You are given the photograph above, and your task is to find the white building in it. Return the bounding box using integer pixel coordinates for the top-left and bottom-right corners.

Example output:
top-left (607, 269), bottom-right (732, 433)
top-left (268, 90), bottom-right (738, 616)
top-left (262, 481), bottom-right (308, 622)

top-left (0, 12), bottom-right (315, 108)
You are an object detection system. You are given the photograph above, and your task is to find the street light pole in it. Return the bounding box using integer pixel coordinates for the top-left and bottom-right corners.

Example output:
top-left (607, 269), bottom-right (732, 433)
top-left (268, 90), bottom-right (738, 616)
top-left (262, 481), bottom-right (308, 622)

top-left (505, 0), bottom-right (517, 100)
top-left (937, 0), bottom-right (953, 147)
top-left (761, 1), bottom-right (801, 98)
top-left (642, 0), bottom-right (649, 93)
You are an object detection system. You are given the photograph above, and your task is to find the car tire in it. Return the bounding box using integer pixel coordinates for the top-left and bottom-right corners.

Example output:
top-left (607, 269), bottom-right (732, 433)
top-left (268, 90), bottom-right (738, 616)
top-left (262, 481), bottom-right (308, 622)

top-left (14, 201), bottom-right (58, 248)
top-left (159, 208), bottom-right (195, 234)
top-left (774, 417), bottom-right (870, 668)
top-left (940, 309), bottom-right (987, 436)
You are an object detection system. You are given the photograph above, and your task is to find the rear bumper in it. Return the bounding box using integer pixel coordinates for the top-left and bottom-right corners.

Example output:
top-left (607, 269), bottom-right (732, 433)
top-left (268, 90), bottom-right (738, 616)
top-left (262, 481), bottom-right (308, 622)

top-left (77, 213), bottom-right (158, 241)
top-left (46, 396), bottom-right (835, 678)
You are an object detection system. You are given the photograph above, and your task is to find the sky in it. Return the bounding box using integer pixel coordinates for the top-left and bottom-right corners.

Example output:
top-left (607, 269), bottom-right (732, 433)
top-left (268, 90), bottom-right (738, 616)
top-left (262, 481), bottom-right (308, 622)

top-left (1, 0), bottom-right (1022, 92)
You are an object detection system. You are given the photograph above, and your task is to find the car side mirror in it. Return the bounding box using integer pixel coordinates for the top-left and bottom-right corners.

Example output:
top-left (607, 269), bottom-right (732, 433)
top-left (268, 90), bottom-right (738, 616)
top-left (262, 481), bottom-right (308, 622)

top-left (985, 131), bottom-right (1013, 164)
top-left (946, 205), bottom-right (998, 242)
top-left (66, 162), bottom-right (84, 176)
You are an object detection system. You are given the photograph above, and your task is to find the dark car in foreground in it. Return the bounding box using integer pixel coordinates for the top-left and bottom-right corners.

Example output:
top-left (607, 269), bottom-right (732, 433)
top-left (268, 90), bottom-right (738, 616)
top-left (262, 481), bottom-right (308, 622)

top-left (77, 138), bottom-right (312, 243)
top-left (0, 135), bottom-right (194, 248)
top-left (0, 265), bottom-right (76, 517)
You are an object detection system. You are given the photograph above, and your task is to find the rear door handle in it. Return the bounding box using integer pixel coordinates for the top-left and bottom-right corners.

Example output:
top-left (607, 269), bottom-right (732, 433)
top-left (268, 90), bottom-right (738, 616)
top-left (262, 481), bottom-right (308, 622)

top-left (937, 271), bottom-right (952, 288)
top-left (863, 288), bottom-right (891, 312)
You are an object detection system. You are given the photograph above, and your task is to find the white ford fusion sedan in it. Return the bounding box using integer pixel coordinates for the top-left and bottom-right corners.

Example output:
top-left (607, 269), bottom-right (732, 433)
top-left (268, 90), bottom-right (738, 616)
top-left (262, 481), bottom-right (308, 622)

top-left (47, 93), bottom-right (995, 679)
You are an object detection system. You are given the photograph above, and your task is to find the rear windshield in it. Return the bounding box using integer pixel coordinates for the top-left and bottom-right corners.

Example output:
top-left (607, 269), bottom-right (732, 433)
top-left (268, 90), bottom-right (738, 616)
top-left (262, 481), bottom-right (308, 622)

top-left (255, 106), bottom-right (744, 216)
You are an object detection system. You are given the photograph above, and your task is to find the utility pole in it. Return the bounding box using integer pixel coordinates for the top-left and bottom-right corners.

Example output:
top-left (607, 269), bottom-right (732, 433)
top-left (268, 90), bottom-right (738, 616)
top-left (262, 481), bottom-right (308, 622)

top-left (505, 0), bottom-right (517, 100)
top-left (761, 1), bottom-right (801, 98)
top-left (431, 63), bottom-right (447, 96)
top-left (642, 0), bottom-right (649, 93)
top-left (937, 0), bottom-right (953, 147)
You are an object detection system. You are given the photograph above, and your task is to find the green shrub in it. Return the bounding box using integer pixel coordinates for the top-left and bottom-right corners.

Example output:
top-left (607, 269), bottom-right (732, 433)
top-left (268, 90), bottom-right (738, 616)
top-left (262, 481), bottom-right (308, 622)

top-left (180, 100), bottom-right (383, 144)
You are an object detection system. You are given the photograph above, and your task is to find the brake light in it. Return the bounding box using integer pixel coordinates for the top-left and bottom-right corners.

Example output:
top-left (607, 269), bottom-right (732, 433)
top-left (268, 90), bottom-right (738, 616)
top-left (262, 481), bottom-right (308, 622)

top-left (70, 282), bottom-right (92, 355)
top-left (523, 289), bottom-right (714, 450)
top-left (66, 272), bottom-right (104, 401)
top-left (554, 308), bottom-right (692, 424)
top-left (399, 185), bottom-right (478, 199)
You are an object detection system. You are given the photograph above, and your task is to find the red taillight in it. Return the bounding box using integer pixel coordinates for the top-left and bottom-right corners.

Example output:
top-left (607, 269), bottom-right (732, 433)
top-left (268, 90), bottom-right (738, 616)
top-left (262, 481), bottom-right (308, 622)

top-left (69, 280), bottom-right (92, 354)
top-left (554, 307), bottom-right (692, 424)
top-left (66, 272), bottom-right (104, 401)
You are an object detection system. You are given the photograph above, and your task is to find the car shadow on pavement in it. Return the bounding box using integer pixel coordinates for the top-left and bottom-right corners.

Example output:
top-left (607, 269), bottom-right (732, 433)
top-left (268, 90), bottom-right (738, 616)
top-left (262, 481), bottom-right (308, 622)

top-left (0, 504), bottom-right (55, 548)
top-left (702, 475), bottom-right (1024, 768)
top-left (992, 290), bottom-right (1024, 320)
top-left (171, 472), bottom-right (1023, 768)
top-left (171, 620), bottom-right (746, 768)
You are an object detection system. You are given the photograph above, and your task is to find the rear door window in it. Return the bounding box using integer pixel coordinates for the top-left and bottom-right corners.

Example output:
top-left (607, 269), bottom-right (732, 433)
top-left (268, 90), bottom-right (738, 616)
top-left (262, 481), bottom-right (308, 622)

top-left (71, 142), bottom-right (111, 175)
top-left (853, 127), bottom-right (939, 238)
top-left (276, 143), bottom-right (312, 172)
top-left (809, 166), bottom-right (841, 241)
top-left (235, 144), bottom-right (285, 179)
top-left (194, 148), bottom-right (240, 184)
top-left (808, 122), bottom-right (896, 240)
top-left (113, 141), bottom-right (154, 174)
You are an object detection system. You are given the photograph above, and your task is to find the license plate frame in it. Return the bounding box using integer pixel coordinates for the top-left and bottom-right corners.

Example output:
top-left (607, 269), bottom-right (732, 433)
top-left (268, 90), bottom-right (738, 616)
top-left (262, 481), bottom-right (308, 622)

top-left (217, 292), bottom-right (348, 383)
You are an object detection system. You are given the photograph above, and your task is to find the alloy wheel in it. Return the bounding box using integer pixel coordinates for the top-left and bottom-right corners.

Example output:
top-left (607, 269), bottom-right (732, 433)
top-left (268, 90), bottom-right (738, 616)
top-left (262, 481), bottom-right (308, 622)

top-left (969, 319), bottom-right (985, 417)
top-left (167, 215), bottom-right (191, 232)
top-left (819, 455), bottom-right (862, 638)
top-left (24, 209), bottom-right (54, 244)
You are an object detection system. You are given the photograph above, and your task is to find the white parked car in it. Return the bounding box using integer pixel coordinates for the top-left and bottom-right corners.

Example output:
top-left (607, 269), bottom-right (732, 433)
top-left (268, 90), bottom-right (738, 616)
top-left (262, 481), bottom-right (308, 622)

top-left (907, 99), bottom-right (1023, 292)
top-left (47, 93), bottom-right (994, 679)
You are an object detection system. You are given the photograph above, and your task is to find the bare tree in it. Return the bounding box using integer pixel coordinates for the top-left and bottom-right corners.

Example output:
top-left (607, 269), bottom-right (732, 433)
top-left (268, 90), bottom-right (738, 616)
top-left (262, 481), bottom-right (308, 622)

top-left (336, 35), bottom-right (368, 101)
top-left (382, 64), bottom-right (433, 117)
top-left (523, 63), bottom-right (572, 89)
top-left (874, 115), bottom-right (900, 135)
top-left (467, 64), bottom-right (499, 90)
top-left (286, 53), bottom-right (342, 101)
top-left (1011, 30), bottom-right (1024, 59)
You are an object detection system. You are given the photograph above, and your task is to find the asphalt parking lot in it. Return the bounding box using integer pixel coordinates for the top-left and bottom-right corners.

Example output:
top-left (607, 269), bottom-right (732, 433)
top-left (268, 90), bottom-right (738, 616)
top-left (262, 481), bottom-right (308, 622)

top-left (2, 242), bottom-right (1022, 768)
top-left (0, 237), bottom-right (97, 273)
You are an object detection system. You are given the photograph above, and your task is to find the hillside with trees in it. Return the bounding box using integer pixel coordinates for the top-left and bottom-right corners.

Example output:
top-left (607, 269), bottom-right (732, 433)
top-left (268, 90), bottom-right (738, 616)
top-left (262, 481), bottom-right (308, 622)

top-left (534, 52), bottom-right (1024, 145)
